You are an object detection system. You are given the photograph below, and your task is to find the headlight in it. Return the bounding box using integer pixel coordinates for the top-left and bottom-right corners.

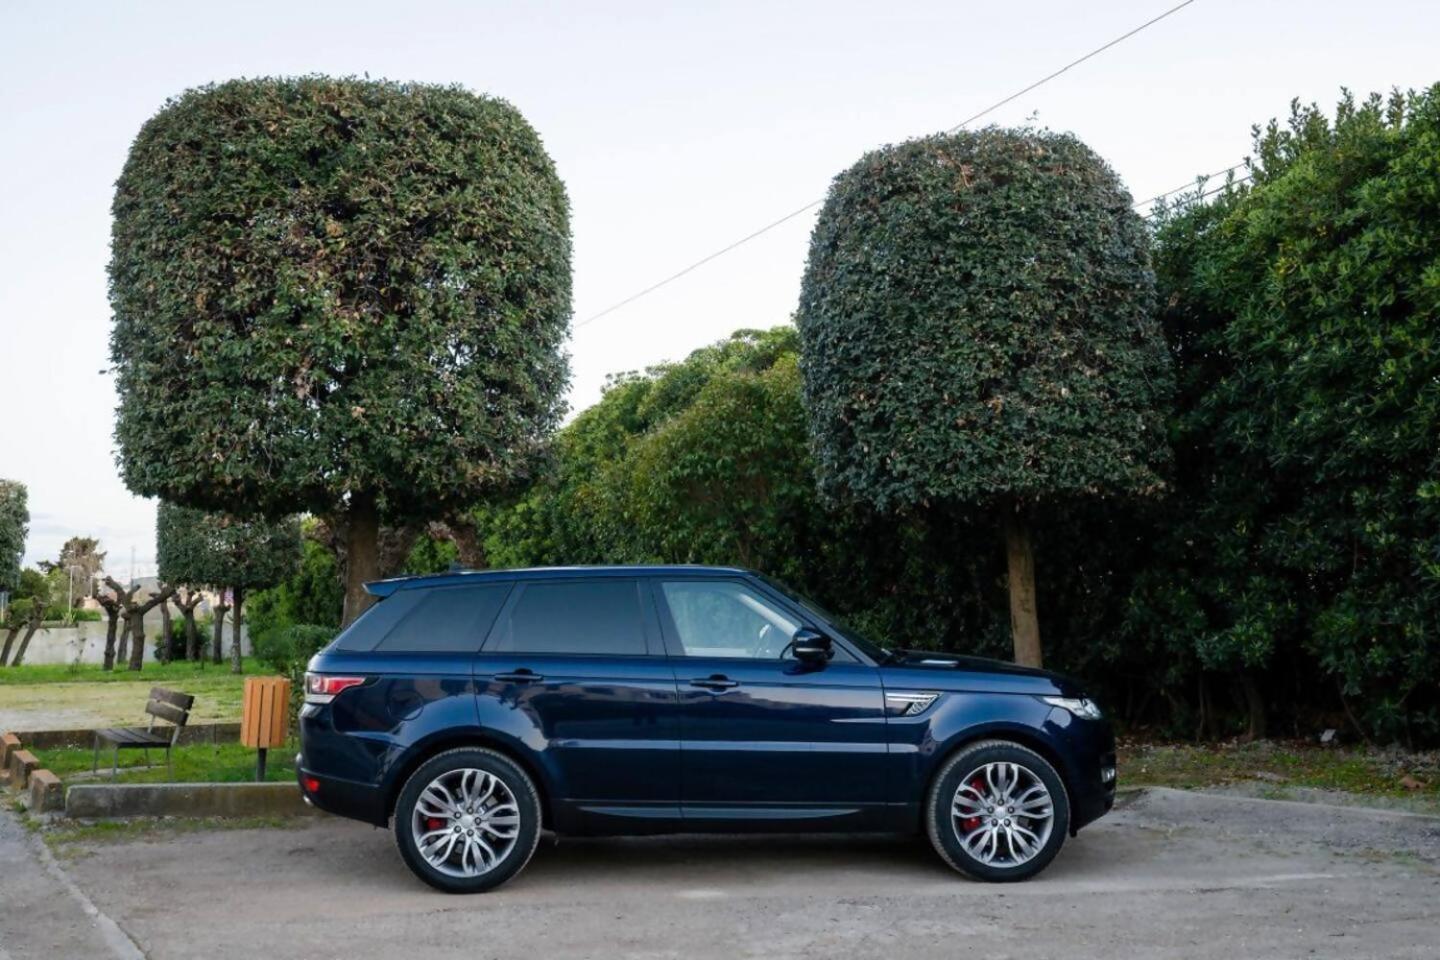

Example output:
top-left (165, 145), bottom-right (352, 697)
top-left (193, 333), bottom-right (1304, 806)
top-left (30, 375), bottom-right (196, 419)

top-left (1041, 696), bottom-right (1102, 720)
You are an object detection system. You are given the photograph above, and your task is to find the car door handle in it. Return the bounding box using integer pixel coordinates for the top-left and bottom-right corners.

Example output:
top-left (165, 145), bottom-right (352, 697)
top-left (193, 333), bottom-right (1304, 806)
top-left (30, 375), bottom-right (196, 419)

top-left (689, 675), bottom-right (739, 690)
top-left (494, 670), bottom-right (545, 684)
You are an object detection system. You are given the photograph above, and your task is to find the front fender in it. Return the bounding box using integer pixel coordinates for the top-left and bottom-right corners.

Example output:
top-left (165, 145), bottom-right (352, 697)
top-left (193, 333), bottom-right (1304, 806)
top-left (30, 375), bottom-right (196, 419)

top-left (888, 692), bottom-right (1086, 802)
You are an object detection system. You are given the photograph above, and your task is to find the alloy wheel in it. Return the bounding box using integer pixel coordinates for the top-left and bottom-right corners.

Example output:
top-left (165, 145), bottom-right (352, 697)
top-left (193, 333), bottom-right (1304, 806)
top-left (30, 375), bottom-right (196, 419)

top-left (411, 767), bottom-right (522, 878)
top-left (950, 761), bottom-right (1055, 868)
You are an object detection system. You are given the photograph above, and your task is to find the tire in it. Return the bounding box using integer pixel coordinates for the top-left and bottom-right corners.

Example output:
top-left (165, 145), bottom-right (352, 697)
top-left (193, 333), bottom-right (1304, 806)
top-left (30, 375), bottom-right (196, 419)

top-left (925, 739), bottom-right (1070, 882)
top-left (393, 746), bottom-right (543, 893)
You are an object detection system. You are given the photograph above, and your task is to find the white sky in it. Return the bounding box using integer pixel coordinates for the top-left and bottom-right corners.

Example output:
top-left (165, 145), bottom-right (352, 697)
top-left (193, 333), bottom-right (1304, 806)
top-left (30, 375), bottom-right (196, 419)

top-left (2, 0), bottom-right (1437, 576)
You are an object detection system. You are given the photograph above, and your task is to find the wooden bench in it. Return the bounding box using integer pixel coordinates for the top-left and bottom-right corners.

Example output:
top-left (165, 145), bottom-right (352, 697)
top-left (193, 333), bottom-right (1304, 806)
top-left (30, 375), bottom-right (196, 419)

top-left (92, 687), bottom-right (195, 779)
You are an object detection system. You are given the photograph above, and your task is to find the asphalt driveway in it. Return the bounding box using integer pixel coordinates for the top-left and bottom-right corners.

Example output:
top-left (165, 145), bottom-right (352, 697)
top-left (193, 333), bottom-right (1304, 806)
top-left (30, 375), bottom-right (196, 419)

top-left (3, 787), bottom-right (1437, 959)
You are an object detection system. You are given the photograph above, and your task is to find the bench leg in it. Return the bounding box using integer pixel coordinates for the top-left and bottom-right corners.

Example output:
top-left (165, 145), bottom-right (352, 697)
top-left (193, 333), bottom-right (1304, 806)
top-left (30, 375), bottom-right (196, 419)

top-left (143, 747), bottom-right (150, 770)
top-left (112, 744), bottom-right (119, 780)
top-left (93, 735), bottom-right (100, 774)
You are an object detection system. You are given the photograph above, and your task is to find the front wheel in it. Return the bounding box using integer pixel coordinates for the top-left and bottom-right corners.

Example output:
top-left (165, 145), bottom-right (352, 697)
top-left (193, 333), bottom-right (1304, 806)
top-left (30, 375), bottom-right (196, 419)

top-left (393, 747), bottom-right (542, 893)
top-left (925, 739), bottom-right (1070, 882)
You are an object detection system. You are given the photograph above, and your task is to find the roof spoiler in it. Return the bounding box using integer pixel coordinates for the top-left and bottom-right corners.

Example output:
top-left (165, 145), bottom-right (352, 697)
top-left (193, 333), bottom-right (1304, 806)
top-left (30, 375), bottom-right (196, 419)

top-left (364, 565), bottom-right (481, 599)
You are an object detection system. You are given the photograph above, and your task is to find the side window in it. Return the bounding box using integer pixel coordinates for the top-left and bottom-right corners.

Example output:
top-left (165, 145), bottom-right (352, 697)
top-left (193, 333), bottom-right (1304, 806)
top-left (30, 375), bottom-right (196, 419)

top-left (660, 580), bottom-right (802, 659)
top-left (372, 584), bottom-right (512, 653)
top-left (488, 580), bottom-right (647, 656)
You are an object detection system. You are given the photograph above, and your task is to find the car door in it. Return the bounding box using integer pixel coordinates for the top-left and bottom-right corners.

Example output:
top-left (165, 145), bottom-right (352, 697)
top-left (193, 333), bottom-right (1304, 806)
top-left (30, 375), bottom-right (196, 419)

top-left (653, 577), bottom-right (889, 823)
top-left (473, 577), bottom-right (682, 829)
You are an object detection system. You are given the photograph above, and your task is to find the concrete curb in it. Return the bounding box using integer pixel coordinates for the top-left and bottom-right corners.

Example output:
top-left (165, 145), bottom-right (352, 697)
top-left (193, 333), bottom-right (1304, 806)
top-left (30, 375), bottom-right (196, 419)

top-left (65, 781), bottom-right (321, 819)
top-left (9, 722), bottom-right (241, 750)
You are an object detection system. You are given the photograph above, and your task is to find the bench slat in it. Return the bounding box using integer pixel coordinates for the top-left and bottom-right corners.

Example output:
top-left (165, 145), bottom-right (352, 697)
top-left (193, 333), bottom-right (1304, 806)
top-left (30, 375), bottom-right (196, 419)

top-left (96, 728), bottom-right (170, 747)
top-left (150, 686), bottom-right (196, 710)
top-left (145, 700), bottom-right (190, 726)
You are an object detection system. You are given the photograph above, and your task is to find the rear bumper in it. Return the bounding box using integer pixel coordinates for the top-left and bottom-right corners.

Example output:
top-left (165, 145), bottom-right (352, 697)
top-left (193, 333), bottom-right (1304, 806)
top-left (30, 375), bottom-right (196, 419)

top-left (296, 756), bottom-right (389, 826)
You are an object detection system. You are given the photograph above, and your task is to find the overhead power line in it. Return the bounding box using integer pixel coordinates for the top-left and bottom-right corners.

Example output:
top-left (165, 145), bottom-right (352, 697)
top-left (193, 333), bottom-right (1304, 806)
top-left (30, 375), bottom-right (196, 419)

top-left (577, 0), bottom-right (1202, 329)
top-left (1133, 161), bottom-right (1248, 210)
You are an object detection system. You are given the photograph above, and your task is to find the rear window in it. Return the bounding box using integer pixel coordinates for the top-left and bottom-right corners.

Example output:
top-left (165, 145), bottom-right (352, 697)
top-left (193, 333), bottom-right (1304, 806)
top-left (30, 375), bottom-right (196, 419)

top-left (487, 580), bottom-right (646, 656)
top-left (337, 583), bottom-right (511, 653)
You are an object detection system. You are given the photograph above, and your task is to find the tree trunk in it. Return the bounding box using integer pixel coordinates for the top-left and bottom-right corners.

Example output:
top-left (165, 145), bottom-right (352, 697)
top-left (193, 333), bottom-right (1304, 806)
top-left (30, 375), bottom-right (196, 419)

top-left (1002, 504), bottom-right (1042, 668)
top-left (183, 608), bottom-right (199, 661)
top-left (0, 624), bottom-right (19, 666)
top-left (230, 587), bottom-right (245, 674)
top-left (341, 496), bottom-right (382, 627)
top-left (126, 610), bottom-right (147, 671)
top-left (159, 599), bottom-right (175, 664)
top-left (102, 608), bottom-right (120, 670)
top-left (11, 603), bottom-right (46, 667)
top-left (1239, 674), bottom-right (1267, 741)
top-left (116, 618), bottom-right (130, 664)
top-left (211, 602), bottom-right (229, 665)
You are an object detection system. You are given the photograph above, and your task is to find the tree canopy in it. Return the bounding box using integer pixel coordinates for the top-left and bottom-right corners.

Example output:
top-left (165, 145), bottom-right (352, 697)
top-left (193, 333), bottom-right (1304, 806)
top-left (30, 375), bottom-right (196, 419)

top-left (156, 503), bottom-right (302, 592)
top-left (109, 76), bottom-right (572, 622)
top-left (796, 128), bottom-right (1171, 510)
top-left (0, 480), bottom-right (27, 592)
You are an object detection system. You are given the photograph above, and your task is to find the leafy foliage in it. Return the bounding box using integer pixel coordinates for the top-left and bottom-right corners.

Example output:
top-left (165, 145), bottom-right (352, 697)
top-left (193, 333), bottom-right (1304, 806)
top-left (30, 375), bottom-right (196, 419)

top-left (796, 128), bottom-right (1171, 510)
top-left (0, 480), bottom-right (27, 592)
top-left (252, 623), bottom-right (335, 675)
top-left (156, 502), bottom-right (301, 591)
top-left (1130, 87), bottom-right (1440, 742)
top-left (245, 529), bottom-right (345, 637)
top-left (108, 76), bottom-right (572, 527)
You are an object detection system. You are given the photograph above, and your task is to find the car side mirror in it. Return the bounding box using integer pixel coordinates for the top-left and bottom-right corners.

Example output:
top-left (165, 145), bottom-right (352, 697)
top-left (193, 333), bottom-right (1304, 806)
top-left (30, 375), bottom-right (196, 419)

top-left (791, 627), bottom-right (832, 663)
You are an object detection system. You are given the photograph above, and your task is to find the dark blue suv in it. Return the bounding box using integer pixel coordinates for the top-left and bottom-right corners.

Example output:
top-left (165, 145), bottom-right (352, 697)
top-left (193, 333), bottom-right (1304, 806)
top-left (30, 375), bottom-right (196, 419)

top-left (298, 566), bottom-right (1116, 892)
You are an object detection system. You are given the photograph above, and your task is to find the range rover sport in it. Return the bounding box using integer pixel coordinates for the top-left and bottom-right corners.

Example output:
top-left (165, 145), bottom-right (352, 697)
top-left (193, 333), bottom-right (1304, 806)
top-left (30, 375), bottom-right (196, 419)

top-left (297, 565), bottom-right (1116, 892)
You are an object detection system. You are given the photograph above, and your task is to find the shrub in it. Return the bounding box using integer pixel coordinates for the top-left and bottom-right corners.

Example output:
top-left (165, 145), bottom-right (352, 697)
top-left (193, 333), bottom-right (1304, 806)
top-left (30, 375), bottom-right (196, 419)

top-left (253, 624), bottom-right (335, 675)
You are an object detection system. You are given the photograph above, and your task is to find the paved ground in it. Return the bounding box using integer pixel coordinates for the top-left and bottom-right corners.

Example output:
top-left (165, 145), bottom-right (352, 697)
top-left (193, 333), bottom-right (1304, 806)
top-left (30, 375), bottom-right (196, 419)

top-left (2, 787), bottom-right (1437, 959)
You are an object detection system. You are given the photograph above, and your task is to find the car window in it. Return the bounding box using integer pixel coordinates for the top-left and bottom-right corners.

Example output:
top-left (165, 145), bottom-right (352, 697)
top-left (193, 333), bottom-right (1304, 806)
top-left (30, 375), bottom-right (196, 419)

top-left (660, 580), bottom-right (803, 659)
top-left (372, 584), bottom-right (512, 653)
top-left (488, 580), bottom-right (647, 656)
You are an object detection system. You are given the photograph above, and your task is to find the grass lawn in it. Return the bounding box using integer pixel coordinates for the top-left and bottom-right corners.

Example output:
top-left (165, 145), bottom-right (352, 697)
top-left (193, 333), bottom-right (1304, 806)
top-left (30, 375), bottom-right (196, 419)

top-left (0, 659), bottom-right (269, 731)
top-left (1118, 738), bottom-right (1440, 809)
top-left (0, 657), bottom-right (264, 685)
top-left (36, 740), bottom-right (297, 784)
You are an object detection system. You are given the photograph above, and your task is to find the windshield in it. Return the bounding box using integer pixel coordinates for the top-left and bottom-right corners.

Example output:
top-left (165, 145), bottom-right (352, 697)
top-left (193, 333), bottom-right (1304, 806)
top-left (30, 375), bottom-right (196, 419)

top-left (756, 574), bottom-right (897, 663)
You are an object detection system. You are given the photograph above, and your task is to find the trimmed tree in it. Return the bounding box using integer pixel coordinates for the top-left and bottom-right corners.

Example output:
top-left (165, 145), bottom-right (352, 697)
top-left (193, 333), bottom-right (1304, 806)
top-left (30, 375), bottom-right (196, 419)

top-left (796, 128), bottom-right (1172, 667)
top-left (102, 577), bottom-right (174, 671)
top-left (156, 503), bottom-right (302, 671)
top-left (0, 480), bottom-right (26, 595)
top-left (108, 77), bottom-right (572, 625)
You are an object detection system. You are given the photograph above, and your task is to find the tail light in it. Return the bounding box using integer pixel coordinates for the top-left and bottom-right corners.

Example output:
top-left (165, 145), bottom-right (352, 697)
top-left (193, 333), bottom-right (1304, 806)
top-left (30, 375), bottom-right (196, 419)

top-left (305, 673), bottom-right (366, 704)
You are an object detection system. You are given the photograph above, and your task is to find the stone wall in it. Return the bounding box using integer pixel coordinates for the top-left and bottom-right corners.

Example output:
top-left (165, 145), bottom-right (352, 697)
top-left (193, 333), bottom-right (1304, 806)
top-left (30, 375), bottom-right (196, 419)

top-left (13, 620), bottom-right (252, 666)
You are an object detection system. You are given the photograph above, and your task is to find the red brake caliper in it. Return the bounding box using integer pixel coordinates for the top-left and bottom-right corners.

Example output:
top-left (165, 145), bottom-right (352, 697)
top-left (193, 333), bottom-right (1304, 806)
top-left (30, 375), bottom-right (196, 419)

top-left (962, 778), bottom-right (984, 832)
top-left (426, 817), bottom-right (445, 832)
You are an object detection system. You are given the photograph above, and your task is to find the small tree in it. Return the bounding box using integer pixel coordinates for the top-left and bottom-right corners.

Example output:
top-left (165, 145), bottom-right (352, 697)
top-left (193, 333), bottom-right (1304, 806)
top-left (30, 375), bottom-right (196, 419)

top-left (797, 128), bottom-right (1172, 666)
top-left (171, 587), bottom-right (204, 661)
top-left (102, 577), bottom-right (174, 671)
top-left (109, 77), bottom-right (572, 626)
top-left (156, 503), bottom-right (301, 671)
top-left (0, 480), bottom-right (27, 595)
top-left (3, 598), bottom-right (46, 667)
top-left (95, 581), bottom-right (135, 671)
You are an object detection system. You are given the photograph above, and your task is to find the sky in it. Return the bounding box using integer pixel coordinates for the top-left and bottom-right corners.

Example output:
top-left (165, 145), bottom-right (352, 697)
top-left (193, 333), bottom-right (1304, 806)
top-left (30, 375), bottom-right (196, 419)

top-left (1, 0), bottom-right (1437, 577)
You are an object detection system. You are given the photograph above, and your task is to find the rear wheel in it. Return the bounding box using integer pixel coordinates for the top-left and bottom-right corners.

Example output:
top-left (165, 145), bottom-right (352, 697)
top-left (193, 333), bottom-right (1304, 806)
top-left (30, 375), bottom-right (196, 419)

top-left (925, 739), bottom-right (1069, 882)
top-left (393, 747), bottom-right (542, 893)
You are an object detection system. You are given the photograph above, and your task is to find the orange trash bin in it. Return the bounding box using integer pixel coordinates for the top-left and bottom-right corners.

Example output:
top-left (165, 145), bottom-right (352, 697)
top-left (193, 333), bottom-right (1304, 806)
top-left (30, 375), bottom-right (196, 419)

top-left (241, 676), bottom-right (292, 780)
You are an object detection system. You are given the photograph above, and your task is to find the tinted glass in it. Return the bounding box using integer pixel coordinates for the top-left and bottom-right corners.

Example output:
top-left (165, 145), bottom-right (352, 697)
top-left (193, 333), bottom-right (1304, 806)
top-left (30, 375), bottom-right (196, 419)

top-left (660, 580), bottom-right (802, 659)
top-left (331, 588), bottom-right (426, 652)
top-left (489, 580), bottom-right (646, 656)
top-left (373, 584), bottom-right (512, 653)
